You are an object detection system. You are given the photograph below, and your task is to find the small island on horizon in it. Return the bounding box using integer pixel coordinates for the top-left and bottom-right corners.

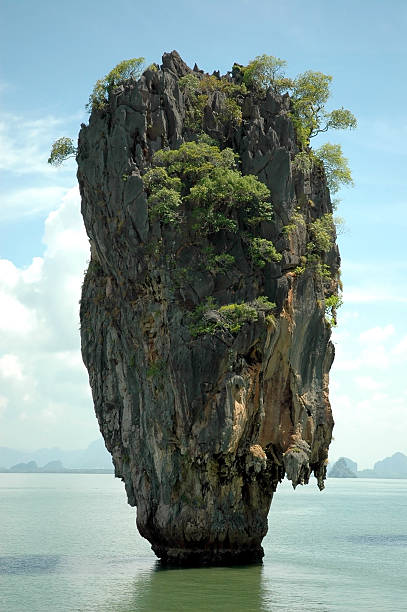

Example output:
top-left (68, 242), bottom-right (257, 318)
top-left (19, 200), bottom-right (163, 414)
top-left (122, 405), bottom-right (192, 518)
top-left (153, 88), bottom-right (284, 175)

top-left (329, 452), bottom-right (407, 479)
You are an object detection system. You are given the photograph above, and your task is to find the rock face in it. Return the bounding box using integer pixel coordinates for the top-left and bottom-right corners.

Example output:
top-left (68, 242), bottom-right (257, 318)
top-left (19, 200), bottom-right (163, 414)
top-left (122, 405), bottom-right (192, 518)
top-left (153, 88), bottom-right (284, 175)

top-left (78, 51), bottom-right (339, 564)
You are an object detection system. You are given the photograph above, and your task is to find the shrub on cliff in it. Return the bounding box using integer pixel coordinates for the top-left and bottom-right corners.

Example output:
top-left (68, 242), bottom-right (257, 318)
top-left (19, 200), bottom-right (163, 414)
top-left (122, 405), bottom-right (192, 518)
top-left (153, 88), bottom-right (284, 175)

top-left (241, 55), bottom-right (293, 93)
top-left (142, 140), bottom-right (274, 235)
top-left (314, 143), bottom-right (353, 194)
top-left (290, 71), bottom-right (356, 142)
top-left (179, 73), bottom-right (244, 131)
top-left (308, 214), bottom-right (336, 255)
top-left (240, 55), bottom-right (356, 146)
top-left (86, 57), bottom-right (145, 111)
top-left (48, 137), bottom-right (77, 166)
top-left (189, 296), bottom-right (276, 337)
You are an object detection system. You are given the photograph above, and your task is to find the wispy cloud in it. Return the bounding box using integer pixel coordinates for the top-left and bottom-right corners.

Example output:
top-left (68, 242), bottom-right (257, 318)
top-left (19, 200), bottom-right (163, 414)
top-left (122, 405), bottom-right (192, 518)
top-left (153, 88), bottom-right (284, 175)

top-left (0, 185), bottom-right (68, 222)
top-left (343, 287), bottom-right (407, 304)
top-left (0, 110), bottom-right (84, 221)
top-left (0, 112), bottom-right (82, 176)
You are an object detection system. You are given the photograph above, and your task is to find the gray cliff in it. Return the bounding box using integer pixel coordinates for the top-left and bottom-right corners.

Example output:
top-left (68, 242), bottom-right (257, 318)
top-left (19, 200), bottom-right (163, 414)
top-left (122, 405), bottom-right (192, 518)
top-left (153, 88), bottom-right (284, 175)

top-left (78, 51), bottom-right (339, 564)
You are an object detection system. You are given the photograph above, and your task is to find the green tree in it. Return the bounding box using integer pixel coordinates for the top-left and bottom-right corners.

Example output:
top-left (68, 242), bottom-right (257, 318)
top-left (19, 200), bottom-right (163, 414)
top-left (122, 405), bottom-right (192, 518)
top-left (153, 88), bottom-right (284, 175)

top-left (142, 140), bottom-right (274, 234)
top-left (314, 143), bottom-right (353, 193)
top-left (243, 54), bottom-right (293, 93)
top-left (291, 70), bottom-right (356, 142)
top-left (87, 57), bottom-right (145, 111)
top-left (48, 137), bottom-right (77, 166)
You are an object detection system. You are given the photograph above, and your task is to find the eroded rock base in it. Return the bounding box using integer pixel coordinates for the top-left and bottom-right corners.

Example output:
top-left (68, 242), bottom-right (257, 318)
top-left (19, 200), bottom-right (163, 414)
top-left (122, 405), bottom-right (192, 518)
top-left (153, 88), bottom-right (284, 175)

top-left (154, 545), bottom-right (264, 567)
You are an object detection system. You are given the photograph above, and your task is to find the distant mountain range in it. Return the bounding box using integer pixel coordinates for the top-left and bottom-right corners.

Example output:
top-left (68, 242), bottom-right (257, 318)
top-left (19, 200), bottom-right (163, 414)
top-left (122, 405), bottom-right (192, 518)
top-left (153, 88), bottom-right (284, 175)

top-left (0, 459), bottom-right (113, 474)
top-left (0, 438), bottom-right (113, 471)
top-left (3, 441), bottom-right (405, 478)
top-left (329, 452), bottom-right (407, 479)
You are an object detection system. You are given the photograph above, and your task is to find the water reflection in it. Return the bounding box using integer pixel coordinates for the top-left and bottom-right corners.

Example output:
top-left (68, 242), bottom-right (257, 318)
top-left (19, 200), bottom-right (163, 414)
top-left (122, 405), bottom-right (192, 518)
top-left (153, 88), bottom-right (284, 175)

top-left (103, 561), bottom-right (269, 612)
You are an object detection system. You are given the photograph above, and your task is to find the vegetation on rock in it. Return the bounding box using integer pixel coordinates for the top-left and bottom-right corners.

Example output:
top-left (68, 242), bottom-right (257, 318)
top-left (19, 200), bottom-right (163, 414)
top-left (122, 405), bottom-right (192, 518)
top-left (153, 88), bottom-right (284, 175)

top-left (77, 51), bottom-right (344, 564)
top-left (86, 57), bottom-right (145, 111)
top-left (249, 237), bottom-right (282, 267)
top-left (240, 55), bottom-right (293, 94)
top-left (308, 214), bottom-right (336, 255)
top-left (189, 296), bottom-right (276, 337)
top-left (48, 137), bottom-right (77, 166)
top-left (314, 143), bottom-right (353, 194)
top-left (142, 140), bottom-right (275, 240)
top-left (49, 53), bottom-right (356, 202)
top-left (179, 73), bottom-right (244, 132)
top-left (324, 293), bottom-right (343, 327)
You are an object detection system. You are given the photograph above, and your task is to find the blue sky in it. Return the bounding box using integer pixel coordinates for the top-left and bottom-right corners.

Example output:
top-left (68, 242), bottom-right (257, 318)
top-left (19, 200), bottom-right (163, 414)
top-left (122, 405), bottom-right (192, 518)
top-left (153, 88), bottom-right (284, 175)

top-left (0, 0), bottom-right (406, 469)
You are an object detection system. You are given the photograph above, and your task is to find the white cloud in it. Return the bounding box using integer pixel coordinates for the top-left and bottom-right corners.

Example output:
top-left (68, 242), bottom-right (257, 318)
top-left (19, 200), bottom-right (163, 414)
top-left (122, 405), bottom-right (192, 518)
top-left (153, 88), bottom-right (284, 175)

top-left (330, 388), bottom-right (407, 470)
top-left (0, 290), bottom-right (35, 333)
top-left (0, 395), bottom-right (9, 417)
top-left (0, 186), bottom-right (99, 450)
top-left (359, 324), bottom-right (394, 343)
top-left (333, 323), bottom-right (398, 372)
top-left (330, 317), bottom-right (407, 468)
top-left (354, 376), bottom-right (384, 392)
top-left (392, 335), bottom-right (407, 357)
top-left (0, 354), bottom-right (24, 380)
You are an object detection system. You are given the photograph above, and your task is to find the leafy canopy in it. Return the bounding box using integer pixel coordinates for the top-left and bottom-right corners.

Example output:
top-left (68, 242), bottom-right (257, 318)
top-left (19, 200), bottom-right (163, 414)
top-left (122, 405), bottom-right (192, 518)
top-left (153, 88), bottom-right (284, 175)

top-left (242, 55), bottom-right (293, 93)
top-left (240, 55), bottom-right (356, 193)
top-left (308, 214), bottom-right (336, 254)
top-left (240, 55), bottom-right (356, 147)
top-left (249, 237), bottom-right (282, 267)
top-left (314, 143), bottom-right (353, 194)
top-left (48, 137), bottom-right (77, 166)
top-left (87, 57), bottom-right (145, 111)
top-left (291, 71), bottom-right (357, 140)
top-left (142, 140), bottom-right (273, 232)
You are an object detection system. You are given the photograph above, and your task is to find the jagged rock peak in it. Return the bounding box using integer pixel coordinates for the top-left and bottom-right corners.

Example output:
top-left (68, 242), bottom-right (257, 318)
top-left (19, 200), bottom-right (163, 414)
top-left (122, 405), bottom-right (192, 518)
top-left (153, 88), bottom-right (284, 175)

top-left (161, 50), bottom-right (191, 77)
top-left (78, 51), bottom-right (338, 565)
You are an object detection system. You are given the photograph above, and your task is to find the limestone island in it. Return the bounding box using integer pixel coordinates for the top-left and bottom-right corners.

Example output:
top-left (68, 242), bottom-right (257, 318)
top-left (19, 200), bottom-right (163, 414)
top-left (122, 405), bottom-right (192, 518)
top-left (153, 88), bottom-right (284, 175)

top-left (77, 51), bottom-right (347, 565)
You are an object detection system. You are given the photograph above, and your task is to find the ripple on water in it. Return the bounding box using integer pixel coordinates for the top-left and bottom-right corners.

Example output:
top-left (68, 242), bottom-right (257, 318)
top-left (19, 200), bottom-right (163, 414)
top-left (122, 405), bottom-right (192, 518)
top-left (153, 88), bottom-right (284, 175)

top-left (0, 555), bottom-right (60, 575)
top-left (346, 534), bottom-right (407, 546)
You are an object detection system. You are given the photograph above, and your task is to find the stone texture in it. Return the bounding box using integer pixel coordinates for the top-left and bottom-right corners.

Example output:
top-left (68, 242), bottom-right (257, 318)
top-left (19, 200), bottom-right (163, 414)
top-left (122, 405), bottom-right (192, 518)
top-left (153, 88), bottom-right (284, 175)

top-left (78, 51), bottom-right (339, 565)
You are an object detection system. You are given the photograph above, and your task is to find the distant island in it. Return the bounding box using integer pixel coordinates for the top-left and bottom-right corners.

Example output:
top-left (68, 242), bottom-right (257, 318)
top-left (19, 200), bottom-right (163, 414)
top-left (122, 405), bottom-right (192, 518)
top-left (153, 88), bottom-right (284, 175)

top-left (0, 439), bottom-right (113, 473)
top-left (0, 460), bottom-right (113, 474)
top-left (329, 452), bottom-right (407, 479)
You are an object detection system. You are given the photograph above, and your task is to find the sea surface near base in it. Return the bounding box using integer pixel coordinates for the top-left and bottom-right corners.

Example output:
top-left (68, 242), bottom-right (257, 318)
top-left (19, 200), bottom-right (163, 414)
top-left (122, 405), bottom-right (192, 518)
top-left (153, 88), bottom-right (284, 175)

top-left (0, 473), bottom-right (406, 611)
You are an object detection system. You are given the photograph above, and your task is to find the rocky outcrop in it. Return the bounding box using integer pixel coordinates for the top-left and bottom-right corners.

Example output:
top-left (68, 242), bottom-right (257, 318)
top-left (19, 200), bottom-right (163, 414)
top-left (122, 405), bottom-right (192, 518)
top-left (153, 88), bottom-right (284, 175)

top-left (328, 458), bottom-right (357, 478)
top-left (78, 51), bottom-right (339, 564)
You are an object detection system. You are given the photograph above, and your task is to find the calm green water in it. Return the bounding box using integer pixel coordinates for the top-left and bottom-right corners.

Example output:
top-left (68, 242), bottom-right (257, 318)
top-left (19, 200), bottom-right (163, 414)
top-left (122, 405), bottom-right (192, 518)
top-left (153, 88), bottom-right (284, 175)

top-left (0, 474), bottom-right (406, 611)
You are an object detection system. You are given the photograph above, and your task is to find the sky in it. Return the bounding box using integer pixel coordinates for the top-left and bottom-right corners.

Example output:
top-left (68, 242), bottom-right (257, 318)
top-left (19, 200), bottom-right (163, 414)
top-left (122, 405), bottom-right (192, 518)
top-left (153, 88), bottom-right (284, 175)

top-left (0, 0), bottom-right (406, 469)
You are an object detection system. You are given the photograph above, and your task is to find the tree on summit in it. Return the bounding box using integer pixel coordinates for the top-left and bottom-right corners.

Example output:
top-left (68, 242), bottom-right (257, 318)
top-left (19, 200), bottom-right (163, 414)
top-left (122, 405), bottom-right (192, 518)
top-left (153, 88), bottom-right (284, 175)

top-left (48, 58), bottom-right (145, 166)
top-left (49, 53), bottom-right (356, 196)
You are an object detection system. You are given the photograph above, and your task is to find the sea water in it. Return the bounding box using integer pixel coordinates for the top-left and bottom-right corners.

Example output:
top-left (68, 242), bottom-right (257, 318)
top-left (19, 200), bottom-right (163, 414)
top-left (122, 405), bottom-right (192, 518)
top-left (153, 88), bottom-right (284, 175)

top-left (0, 474), bottom-right (406, 611)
